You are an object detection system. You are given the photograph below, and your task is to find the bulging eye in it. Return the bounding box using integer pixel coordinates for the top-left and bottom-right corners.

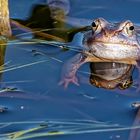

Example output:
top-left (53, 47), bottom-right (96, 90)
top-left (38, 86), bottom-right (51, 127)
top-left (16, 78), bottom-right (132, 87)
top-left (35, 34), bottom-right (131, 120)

top-left (91, 21), bottom-right (96, 28)
top-left (129, 25), bottom-right (134, 31)
top-left (91, 19), bottom-right (102, 33)
top-left (124, 22), bottom-right (135, 36)
top-left (91, 21), bottom-right (97, 31)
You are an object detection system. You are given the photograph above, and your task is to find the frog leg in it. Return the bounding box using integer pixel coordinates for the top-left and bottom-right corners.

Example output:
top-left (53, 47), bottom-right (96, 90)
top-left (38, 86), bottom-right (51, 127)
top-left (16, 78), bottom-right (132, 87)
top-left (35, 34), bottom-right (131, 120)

top-left (59, 51), bottom-right (136, 88)
top-left (59, 53), bottom-right (89, 88)
top-left (59, 51), bottom-right (119, 88)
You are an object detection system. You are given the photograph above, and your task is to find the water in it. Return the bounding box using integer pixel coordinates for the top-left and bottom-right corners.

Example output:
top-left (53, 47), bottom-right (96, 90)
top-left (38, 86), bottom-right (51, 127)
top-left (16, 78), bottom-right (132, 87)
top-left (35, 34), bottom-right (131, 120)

top-left (0, 0), bottom-right (140, 140)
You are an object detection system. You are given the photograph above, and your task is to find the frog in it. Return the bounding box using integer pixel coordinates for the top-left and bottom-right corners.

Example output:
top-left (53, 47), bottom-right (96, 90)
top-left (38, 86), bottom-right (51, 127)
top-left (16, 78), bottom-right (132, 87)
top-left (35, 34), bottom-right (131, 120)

top-left (59, 18), bottom-right (140, 88)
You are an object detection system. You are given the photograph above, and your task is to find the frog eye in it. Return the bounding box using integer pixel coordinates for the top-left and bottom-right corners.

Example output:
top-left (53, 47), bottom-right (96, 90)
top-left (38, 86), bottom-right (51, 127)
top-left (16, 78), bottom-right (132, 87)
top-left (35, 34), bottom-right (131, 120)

top-left (127, 25), bottom-right (134, 36)
top-left (123, 22), bottom-right (135, 36)
top-left (91, 21), bottom-right (96, 28)
top-left (91, 19), bottom-right (102, 33)
top-left (129, 26), bottom-right (134, 31)
top-left (91, 21), bottom-right (97, 31)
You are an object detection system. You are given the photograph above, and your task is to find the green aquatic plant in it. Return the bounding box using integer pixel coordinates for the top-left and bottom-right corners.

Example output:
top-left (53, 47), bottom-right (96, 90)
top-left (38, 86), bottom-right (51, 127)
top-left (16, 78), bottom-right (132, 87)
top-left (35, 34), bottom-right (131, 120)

top-left (0, 119), bottom-right (139, 140)
top-left (0, 119), bottom-right (133, 140)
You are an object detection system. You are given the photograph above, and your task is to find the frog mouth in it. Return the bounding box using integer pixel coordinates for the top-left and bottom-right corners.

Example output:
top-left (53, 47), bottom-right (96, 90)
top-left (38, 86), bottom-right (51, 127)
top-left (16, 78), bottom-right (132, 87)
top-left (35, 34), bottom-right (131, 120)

top-left (93, 41), bottom-right (137, 47)
top-left (90, 40), bottom-right (140, 61)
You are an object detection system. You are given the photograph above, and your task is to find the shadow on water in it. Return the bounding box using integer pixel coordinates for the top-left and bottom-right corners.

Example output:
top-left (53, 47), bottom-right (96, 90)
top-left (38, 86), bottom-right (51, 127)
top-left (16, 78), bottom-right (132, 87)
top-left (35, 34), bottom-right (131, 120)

top-left (1, 0), bottom-right (140, 140)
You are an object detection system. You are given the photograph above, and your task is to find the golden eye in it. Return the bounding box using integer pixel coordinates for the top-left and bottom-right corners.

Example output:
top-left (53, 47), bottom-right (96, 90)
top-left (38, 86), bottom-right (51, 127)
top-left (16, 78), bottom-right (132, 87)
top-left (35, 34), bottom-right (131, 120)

top-left (120, 21), bottom-right (135, 36)
top-left (125, 23), bottom-right (135, 36)
top-left (91, 19), bottom-right (102, 33)
top-left (91, 21), bottom-right (97, 31)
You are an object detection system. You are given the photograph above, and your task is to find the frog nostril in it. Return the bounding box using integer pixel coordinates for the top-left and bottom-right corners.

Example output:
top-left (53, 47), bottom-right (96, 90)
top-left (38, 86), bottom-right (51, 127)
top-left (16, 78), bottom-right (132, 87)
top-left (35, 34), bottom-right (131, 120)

top-left (103, 29), bottom-right (117, 38)
top-left (104, 30), bottom-right (111, 37)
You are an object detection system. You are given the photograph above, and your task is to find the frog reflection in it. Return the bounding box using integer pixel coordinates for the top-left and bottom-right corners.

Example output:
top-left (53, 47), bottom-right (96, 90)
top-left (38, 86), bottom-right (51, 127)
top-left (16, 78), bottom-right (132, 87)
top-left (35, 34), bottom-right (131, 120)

top-left (89, 62), bottom-right (134, 90)
top-left (12, 2), bottom-right (88, 42)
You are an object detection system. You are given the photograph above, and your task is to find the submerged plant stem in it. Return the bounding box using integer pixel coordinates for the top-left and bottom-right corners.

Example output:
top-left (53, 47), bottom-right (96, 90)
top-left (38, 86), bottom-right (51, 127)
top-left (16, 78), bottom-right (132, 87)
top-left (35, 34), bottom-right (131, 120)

top-left (0, 0), bottom-right (11, 37)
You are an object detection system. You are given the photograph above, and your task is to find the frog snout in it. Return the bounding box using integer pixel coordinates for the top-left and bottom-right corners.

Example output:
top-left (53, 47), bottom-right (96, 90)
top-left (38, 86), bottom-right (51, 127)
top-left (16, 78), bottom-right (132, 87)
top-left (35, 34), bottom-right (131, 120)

top-left (103, 29), bottom-right (116, 38)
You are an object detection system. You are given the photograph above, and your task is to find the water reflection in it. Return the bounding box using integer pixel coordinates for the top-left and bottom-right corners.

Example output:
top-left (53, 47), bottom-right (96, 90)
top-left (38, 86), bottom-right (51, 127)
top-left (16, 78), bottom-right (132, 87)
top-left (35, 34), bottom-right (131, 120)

top-left (1, 0), bottom-right (140, 140)
top-left (12, 2), bottom-right (89, 42)
top-left (89, 62), bottom-right (134, 90)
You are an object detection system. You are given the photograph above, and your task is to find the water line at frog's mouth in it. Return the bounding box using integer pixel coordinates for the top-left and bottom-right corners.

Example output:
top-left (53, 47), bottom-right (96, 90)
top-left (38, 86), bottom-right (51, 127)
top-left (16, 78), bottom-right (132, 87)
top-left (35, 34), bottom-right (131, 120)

top-left (90, 42), bottom-right (140, 61)
top-left (93, 40), bottom-right (138, 48)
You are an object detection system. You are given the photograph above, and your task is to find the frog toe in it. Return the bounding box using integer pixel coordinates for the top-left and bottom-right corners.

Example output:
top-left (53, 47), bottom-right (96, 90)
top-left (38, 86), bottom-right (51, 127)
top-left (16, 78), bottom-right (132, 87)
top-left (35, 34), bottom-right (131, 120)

top-left (58, 79), bottom-right (69, 88)
top-left (58, 76), bottom-right (79, 88)
top-left (72, 77), bottom-right (79, 86)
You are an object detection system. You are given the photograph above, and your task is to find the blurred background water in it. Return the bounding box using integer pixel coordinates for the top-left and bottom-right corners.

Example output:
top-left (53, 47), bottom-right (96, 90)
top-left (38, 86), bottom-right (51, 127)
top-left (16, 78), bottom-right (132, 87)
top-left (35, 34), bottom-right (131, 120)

top-left (0, 0), bottom-right (140, 140)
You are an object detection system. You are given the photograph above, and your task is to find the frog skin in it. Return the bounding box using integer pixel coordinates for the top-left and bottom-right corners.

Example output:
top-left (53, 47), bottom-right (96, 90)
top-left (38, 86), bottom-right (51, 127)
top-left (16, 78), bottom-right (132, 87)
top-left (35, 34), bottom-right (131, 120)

top-left (59, 18), bottom-right (140, 88)
top-left (89, 62), bottom-right (134, 89)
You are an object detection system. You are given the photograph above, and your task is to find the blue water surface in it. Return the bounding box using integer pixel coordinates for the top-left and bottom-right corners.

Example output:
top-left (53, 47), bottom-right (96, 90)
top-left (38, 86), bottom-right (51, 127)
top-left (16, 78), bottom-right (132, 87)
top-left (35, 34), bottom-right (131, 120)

top-left (0, 0), bottom-right (140, 140)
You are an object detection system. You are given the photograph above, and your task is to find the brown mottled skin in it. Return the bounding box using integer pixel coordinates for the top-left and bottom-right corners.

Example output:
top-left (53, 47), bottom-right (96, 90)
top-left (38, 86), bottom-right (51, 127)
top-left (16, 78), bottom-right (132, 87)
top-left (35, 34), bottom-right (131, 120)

top-left (59, 18), bottom-right (140, 88)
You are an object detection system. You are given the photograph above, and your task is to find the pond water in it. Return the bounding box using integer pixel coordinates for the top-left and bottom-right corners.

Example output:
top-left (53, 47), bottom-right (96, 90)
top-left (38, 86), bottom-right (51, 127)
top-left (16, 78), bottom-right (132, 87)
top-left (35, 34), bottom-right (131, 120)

top-left (1, 0), bottom-right (140, 140)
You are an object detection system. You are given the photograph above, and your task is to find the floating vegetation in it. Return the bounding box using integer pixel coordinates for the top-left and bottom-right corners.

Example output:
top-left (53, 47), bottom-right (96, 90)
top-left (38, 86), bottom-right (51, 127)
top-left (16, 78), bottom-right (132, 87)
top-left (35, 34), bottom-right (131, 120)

top-left (0, 119), bottom-right (137, 140)
top-left (0, 2), bottom-right (139, 140)
top-left (0, 60), bottom-right (48, 74)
